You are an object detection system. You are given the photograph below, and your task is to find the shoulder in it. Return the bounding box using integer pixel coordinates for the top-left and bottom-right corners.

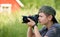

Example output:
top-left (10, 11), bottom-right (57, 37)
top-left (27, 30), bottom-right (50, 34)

top-left (51, 23), bottom-right (60, 29)
top-left (49, 23), bottom-right (60, 32)
top-left (45, 23), bottom-right (60, 37)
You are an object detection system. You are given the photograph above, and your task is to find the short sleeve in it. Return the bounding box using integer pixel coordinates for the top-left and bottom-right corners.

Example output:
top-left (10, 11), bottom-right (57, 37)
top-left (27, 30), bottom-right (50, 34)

top-left (45, 27), bottom-right (56, 37)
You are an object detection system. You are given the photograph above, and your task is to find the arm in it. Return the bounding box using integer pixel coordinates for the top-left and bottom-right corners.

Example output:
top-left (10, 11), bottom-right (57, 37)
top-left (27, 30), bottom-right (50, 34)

top-left (34, 26), bottom-right (42, 37)
top-left (27, 27), bottom-right (34, 37)
top-left (27, 25), bottom-right (42, 37)
top-left (27, 18), bottom-right (42, 37)
top-left (27, 18), bottom-right (36, 37)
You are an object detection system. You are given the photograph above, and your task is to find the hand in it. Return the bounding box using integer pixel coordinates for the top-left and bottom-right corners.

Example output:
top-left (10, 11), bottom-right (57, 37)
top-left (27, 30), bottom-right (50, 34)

top-left (27, 18), bottom-right (36, 27)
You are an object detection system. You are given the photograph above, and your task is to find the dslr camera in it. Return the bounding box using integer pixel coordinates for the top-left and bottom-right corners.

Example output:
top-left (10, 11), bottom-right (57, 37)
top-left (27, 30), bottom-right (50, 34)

top-left (22, 14), bottom-right (39, 25)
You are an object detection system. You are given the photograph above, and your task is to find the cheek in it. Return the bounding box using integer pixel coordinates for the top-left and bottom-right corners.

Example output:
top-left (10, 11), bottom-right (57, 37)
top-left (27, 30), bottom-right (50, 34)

top-left (38, 17), bottom-right (48, 24)
top-left (42, 18), bottom-right (48, 23)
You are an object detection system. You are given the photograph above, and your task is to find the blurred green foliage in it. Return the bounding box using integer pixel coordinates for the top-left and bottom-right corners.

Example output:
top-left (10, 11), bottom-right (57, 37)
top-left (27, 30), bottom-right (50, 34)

top-left (20, 0), bottom-right (60, 9)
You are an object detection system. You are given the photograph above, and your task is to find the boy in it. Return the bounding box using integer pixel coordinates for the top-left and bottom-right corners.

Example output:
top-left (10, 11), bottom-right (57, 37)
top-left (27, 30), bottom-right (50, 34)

top-left (27, 6), bottom-right (60, 37)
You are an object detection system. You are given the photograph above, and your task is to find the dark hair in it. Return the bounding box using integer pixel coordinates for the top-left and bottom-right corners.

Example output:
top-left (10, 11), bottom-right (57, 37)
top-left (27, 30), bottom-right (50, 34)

top-left (38, 6), bottom-right (58, 23)
top-left (52, 16), bottom-right (58, 23)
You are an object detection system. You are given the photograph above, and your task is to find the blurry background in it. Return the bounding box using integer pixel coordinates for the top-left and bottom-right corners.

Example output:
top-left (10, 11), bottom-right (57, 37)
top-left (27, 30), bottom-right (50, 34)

top-left (0, 0), bottom-right (60, 37)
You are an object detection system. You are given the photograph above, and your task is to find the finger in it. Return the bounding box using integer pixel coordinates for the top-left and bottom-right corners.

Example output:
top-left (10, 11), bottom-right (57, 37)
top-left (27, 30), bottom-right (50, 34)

top-left (27, 18), bottom-right (33, 21)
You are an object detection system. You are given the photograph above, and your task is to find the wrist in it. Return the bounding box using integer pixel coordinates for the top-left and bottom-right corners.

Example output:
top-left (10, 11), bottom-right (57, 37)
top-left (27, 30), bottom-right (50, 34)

top-left (28, 26), bottom-right (32, 28)
top-left (32, 24), bottom-right (37, 29)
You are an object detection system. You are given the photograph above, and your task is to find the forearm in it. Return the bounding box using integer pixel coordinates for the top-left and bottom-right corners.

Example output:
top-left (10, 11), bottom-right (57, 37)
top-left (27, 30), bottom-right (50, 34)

top-left (27, 27), bottom-right (33, 37)
top-left (34, 26), bottom-right (42, 37)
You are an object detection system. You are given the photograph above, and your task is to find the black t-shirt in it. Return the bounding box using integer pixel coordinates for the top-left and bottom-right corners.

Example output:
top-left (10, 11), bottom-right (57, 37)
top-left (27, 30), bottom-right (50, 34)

top-left (39, 23), bottom-right (60, 37)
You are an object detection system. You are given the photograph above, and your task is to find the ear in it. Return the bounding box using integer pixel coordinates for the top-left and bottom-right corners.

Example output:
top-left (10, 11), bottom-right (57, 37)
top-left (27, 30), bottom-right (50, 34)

top-left (48, 15), bottom-right (53, 21)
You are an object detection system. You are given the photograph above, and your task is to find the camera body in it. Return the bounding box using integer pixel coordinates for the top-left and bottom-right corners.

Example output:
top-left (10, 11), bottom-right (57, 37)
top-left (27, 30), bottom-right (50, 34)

top-left (22, 14), bottom-right (39, 25)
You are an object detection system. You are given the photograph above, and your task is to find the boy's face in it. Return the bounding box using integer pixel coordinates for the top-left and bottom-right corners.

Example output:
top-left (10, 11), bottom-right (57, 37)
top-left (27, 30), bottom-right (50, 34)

top-left (38, 12), bottom-right (49, 25)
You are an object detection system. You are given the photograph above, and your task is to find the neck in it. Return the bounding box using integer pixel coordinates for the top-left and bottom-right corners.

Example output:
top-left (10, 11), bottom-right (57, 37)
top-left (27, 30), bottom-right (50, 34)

top-left (45, 21), bottom-right (53, 30)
